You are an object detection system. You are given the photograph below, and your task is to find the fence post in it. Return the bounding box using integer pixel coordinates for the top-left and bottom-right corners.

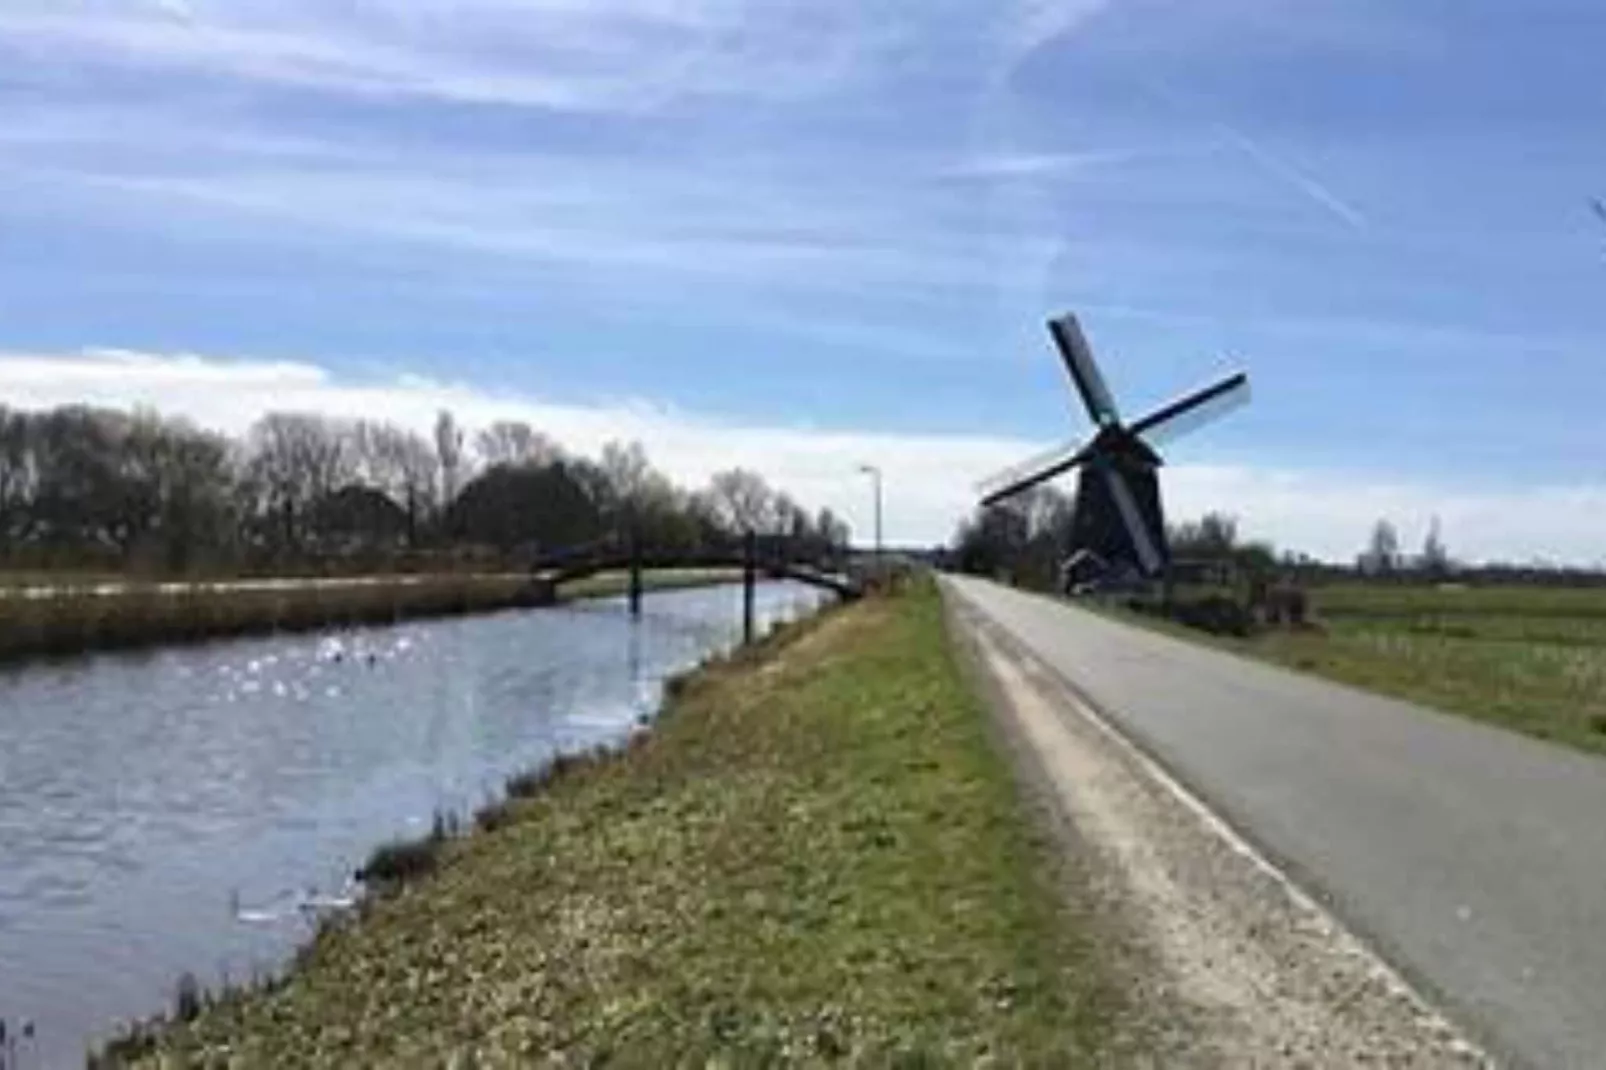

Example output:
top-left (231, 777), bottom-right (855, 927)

top-left (628, 529), bottom-right (643, 618)
top-left (742, 529), bottom-right (757, 644)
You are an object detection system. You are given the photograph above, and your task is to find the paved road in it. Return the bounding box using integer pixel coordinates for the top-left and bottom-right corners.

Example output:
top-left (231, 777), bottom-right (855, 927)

top-left (944, 575), bottom-right (1606, 1070)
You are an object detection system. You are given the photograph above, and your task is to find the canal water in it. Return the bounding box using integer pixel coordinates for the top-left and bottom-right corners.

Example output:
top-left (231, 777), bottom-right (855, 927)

top-left (0, 582), bottom-right (825, 1068)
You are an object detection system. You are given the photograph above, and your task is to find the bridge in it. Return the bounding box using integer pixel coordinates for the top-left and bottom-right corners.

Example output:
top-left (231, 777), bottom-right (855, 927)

top-left (528, 534), bottom-right (862, 639)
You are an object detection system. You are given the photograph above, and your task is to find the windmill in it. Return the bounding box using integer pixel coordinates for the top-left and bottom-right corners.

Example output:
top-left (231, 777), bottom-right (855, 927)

top-left (977, 312), bottom-right (1250, 587)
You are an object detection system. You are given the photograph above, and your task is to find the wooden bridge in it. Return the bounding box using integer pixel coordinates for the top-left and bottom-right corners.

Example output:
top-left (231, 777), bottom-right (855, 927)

top-left (528, 534), bottom-right (861, 640)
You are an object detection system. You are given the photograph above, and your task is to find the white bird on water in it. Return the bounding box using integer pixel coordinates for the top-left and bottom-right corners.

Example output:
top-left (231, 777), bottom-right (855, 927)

top-left (231, 883), bottom-right (358, 925)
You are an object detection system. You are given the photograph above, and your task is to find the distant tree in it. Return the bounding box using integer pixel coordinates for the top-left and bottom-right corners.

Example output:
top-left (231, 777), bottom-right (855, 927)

top-left (433, 410), bottom-right (467, 508)
top-left (1234, 539), bottom-right (1278, 576)
top-left (769, 491), bottom-right (809, 539)
top-left (953, 504), bottom-right (1030, 581)
top-left (682, 489), bottom-right (728, 549)
top-left (244, 413), bottom-right (354, 553)
top-left (1420, 516), bottom-right (1452, 577)
top-left (133, 415), bottom-right (237, 571)
top-left (475, 420), bottom-right (560, 469)
top-left (597, 440), bottom-right (653, 531)
top-left (1359, 518), bottom-right (1401, 576)
top-left (310, 484), bottom-right (409, 550)
top-left (0, 401), bottom-right (842, 578)
top-left (707, 468), bottom-right (774, 535)
top-left (1170, 511), bottom-right (1238, 559)
top-left (446, 462), bottom-right (602, 552)
top-left (348, 421), bottom-right (439, 545)
top-left (26, 405), bottom-right (127, 551)
top-left (814, 507), bottom-right (851, 553)
top-left (0, 406), bottom-right (36, 549)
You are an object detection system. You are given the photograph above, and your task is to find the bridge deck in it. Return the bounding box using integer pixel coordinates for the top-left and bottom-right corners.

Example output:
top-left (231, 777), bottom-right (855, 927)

top-left (530, 548), bottom-right (860, 599)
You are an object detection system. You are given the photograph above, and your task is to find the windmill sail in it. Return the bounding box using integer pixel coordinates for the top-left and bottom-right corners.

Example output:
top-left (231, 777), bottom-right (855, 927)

top-left (1049, 313), bottom-right (1121, 428)
top-left (1129, 372), bottom-right (1250, 447)
top-left (977, 438), bottom-right (1092, 507)
top-left (1102, 465), bottom-right (1164, 575)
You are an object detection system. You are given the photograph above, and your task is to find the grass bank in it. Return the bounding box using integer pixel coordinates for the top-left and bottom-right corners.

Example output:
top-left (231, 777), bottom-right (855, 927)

top-left (0, 569), bottom-right (745, 664)
top-left (1113, 581), bottom-right (1606, 756)
top-left (116, 582), bottom-right (1127, 1066)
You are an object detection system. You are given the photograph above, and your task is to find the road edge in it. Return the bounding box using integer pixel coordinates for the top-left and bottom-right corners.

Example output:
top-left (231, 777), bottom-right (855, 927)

top-left (941, 577), bottom-right (1501, 1068)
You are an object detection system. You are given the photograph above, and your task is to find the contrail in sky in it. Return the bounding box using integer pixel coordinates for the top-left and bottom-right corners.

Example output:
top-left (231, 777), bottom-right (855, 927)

top-left (1211, 120), bottom-right (1369, 231)
top-left (1138, 76), bottom-right (1369, 232)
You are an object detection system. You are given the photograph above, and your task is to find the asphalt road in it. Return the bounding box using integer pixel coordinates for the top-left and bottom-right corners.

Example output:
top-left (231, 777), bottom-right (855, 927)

top-left (943, 575), bottom-right (1606, 1070)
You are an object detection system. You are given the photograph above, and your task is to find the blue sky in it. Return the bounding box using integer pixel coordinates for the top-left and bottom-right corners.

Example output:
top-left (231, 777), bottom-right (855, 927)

top-left (2, 0), bottom-right (1605, 560)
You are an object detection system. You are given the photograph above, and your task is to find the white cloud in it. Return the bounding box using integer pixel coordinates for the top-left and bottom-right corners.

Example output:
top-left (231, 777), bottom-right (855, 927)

top-left (2, 347), bottom-right (1602, 566)
top-left (938, 150), bottom-right (1135, 180)
top-left (1002, 0), bottom-right (1111, 64)
top-left (0, 1), bottom-right (877, 113)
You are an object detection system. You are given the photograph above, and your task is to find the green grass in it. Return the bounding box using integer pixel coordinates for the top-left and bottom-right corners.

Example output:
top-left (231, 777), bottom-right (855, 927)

top-left (121, 582), bottom-right (1129, 1066)
top-left (1115, 581), bottom-right (1606, 755)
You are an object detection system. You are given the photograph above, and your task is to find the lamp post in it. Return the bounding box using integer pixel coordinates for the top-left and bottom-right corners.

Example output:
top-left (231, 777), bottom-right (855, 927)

top-left (857, 463), bottom-right (883, 564)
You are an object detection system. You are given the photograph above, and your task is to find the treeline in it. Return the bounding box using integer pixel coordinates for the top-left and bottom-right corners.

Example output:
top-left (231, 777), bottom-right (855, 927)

top-left (950, 493), bottom-right (1606, 590)
top-left (948, 489), bottom-right (1281, 590)
top-left (1350, 517), bottom-right (1606, 587)
top-left (0, 404), bottom-right (850, 576)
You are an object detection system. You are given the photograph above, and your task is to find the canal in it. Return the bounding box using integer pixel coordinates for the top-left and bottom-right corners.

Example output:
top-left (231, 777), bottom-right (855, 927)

top-left (0, 581), bottom-right (825, 1067)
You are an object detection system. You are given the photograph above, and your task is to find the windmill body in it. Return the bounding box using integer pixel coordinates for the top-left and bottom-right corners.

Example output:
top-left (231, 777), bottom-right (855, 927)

top-left (977, 313), bottom-right (1250, 589)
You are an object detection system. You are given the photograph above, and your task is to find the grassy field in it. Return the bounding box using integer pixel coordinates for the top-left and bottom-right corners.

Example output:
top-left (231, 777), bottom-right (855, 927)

top-left (115, 583), bottom-right (1130, 1066)
top-left (0, 570), bottom-right (746, 664)
top-left (1130, 581), bottom-right (1606, 756)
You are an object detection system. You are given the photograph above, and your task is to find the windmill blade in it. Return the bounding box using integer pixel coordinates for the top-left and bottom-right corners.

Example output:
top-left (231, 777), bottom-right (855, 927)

top-left (1128, 371), bottom-right (1250, 449)
top-left (1103, 465), bottom-right (1164, 575)
top-left (1048, 313), bottom-right (1121, 428)
top-left (977, 438), bottom-right (1094, 507)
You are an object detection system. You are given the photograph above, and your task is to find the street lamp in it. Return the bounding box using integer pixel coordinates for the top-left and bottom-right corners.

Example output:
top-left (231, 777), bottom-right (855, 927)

top-left (857, 463), bottom-right (883, 563)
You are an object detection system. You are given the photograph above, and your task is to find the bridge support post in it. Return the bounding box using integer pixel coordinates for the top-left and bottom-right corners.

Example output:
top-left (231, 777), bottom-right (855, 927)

top-left (628, 531), bottom-right (643, 618)
top-left (742, 529), bottom-right (756, 644)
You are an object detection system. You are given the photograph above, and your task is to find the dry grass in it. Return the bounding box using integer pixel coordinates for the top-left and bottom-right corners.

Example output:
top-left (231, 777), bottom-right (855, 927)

top-left (0, 570), bottom-right (747, 664)
top-left (0, 576), bottom-right (543, 663)
top-left (117, 581), bottom-right (1127, 1067)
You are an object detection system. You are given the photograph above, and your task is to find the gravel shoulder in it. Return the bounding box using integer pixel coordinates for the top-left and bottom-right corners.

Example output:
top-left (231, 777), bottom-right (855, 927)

top-left (944, 585), bottom-right (1493, 1068)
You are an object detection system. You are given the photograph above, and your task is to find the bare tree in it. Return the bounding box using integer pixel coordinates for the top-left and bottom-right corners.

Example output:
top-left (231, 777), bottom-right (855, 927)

top-left (0, 406), bottom-right (37, 548)
top-left (599, 440), bottom-right (652, 511)
top-left (707, 468), bottom-right (773, 534)
top-left (770, 490), bottom-right (808, 539)
top-left (245, 413), bottom-right (354, 550)
top-left (1170, 511), bottom-right (1238, 559)
top-left (434, 410), bottom-right (467, 511)
top-left (0, 401), bottom-right (845, 577)
top-left (351, 421), bottom-right (440, 530)
top-left (1359, 518), bottom-right (1401, 576)
top-left (1420, 516), bottom-right (1452, 577)
top-left (475, 420), bottom-right (560, 469)
top-left (136, 416), bottom-right (236, 571)
top-left (28, 405), bottom-right (130, 552)
top-left (814, 506), bottom-right (850, 551)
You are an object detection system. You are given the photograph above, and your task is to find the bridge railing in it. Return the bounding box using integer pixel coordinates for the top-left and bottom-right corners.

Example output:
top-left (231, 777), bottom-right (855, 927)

top-left (527, 532), bottom-right (859, 639)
